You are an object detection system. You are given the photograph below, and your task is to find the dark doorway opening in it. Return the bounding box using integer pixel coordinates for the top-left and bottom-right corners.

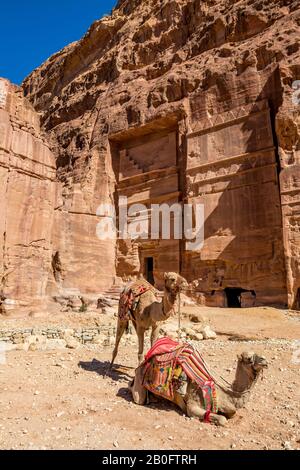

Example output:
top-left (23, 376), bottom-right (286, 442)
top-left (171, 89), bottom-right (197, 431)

top-left (225, 288), bottom-right (256, 308)
top-left (145, 257), bottom-right (154, 285)
top-left (293, 288), bottom-right (300, 310)
top-left (225, 288), bottom-right (242, 308)
top-left (224, 287), bottom-right (256, 308)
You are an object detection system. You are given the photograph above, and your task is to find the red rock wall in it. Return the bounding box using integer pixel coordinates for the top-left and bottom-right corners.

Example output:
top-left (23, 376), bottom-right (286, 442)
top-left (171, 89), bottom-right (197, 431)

top-left (184, 89), bottom-right (286, 306)
top-left (277, 77), bottom-right (300, 309)
top-left (22, 0), bottom-right (300, 307)
top-left (0, 79), bottom-right (56, 314)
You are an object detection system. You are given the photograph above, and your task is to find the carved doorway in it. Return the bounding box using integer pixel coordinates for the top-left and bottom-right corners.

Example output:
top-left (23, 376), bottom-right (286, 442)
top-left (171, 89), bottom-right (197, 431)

top-left (225, 288), bottom-right (242, 308)
top-left (293, 288), bottom-right (300, 310)
top-left (145, 257), bottom-right (155, 286)
top-left (225, 287), bottom-right (256, 308)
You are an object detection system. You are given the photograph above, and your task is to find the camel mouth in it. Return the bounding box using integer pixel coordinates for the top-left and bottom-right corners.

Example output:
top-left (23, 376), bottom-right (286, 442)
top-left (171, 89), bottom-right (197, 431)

top-left (177, 284), bottom-right (189, 294)
top-left (174, 281), bottom-right (189, 294)
top-left (164, 274), bottom-right (188, 294)
top-left (257, 363), bottom-right (268, 370)
top-left (166, 283), bottom-right (180, 294)
top-left (254, 359), bottom-right (268, 371)
top-left (179, 283), bottom-right (189, 292)
top-left (170, 286), bottom-right (180, 294)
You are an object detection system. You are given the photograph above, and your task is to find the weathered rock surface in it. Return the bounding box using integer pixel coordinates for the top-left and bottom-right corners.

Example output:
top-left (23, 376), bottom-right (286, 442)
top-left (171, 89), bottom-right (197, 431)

top-left (0, 0), bottom-right (299, 312)
top-left (0, 79), bottom-right (56, 314)
top-left (201, 325), bottom-right (217, 340)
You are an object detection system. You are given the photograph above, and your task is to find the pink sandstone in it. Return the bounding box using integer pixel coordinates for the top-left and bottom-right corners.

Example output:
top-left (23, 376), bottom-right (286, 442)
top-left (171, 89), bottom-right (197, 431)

top-left (0, 0), bottom-right (299, 313)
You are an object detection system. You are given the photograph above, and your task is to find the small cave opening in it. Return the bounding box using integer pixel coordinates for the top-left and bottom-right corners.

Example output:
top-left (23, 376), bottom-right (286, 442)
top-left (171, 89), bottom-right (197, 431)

top-left (0, 293), bottom-right (6, 315)
top-left (144, 257), bottom-right (154, 286)
top-left (75, 134), bottom-right (86, 150)
top-left (52, 251), bottom-right (63, 284)
top-left (224, 288), bottom-right (256, 308)
top-left (293, 288), bottom-right (300, 310)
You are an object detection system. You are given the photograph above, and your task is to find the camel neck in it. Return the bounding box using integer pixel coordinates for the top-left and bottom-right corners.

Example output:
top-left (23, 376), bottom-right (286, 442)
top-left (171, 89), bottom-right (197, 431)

top-left (230, 363), bottom-right (259, 407)
top-left (163, 290), bottom-right (177, 317)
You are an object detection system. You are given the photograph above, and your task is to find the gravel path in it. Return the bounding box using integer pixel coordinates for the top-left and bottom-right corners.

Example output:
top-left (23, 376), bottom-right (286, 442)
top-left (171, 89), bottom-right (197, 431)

top-left (0, 306), bottom-right (299, 450)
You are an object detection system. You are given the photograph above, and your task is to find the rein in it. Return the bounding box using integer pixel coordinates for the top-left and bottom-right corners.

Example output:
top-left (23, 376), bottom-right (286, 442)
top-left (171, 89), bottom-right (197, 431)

top-left (178, 289), bottom-right (181, 342)
top-left (199, 357), bottom-right (261, 398)
top-left (161, 288), bottom-right (178, 318)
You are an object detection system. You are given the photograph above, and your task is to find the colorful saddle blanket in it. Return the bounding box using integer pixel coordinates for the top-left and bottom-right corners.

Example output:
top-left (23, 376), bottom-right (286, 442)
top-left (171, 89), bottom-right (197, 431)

top-left (118, 279), bottom-right (157, 321)
top-left (142, 337), bottom-right (218, 413)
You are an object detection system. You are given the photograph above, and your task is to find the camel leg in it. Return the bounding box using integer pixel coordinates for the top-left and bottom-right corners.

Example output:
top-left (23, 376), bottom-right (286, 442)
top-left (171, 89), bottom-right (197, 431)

top-left (131, 319), bottom-right (138, 334)
top-left (150, 323), bottom-right (160, 347)
top-left (173, 392), bottom-right (187, 414)
top-left (207, 413), bottom-right (227, 427)
top-left (110, 319), bottom-right (128, 369)
top-left (137, 327), bottom-right (145, 365)
top-left (129, 365), bottom-right (147, 405)
top-left (187, 402), bottom-right (227, 427)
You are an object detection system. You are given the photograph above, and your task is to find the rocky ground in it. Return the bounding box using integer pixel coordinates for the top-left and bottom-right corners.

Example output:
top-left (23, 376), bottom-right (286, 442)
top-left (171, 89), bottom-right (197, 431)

top-left (0, 305), bottom-right (300, 450)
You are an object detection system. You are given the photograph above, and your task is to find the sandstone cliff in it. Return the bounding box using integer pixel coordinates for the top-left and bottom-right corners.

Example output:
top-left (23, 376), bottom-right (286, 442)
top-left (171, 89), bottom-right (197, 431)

top-left (16, 0), bottom-right (300, 308)
top-left (0, 79), bottom-right (56, 314)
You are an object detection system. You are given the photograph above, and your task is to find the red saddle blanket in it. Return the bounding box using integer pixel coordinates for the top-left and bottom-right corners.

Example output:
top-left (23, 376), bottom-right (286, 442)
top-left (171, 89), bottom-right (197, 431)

top-left (142, 337), bottom-right (218, 413)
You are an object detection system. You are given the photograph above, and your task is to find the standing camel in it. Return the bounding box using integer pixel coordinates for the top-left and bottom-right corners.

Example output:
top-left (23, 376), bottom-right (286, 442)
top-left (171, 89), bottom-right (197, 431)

top-left (110, 272), bottom-right (188, 368)
top-left (130, 349), bottom-right (268, 426)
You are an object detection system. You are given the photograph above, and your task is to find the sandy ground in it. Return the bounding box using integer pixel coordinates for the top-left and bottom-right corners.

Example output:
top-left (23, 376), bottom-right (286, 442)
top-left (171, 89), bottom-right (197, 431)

top-left (0, 306), bottom-right (300, 450)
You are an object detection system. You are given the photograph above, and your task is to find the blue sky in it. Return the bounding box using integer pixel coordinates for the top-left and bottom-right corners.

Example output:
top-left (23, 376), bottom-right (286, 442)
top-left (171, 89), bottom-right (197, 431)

top-left (0, 1), bottom-right (117, 85)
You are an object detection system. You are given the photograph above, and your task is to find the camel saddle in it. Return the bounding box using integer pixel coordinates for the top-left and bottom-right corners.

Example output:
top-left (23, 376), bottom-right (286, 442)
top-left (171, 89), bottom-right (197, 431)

top-left (118, 279), bottom-right (158, 321)
top-left (141, 337), bottom-right (218, 413)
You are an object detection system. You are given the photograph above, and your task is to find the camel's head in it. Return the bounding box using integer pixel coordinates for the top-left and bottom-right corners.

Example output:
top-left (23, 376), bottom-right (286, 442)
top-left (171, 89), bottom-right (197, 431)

top-left (164, 272), bottom-right (188, 294)
top-left (238, 351), bottom-right (268, 376)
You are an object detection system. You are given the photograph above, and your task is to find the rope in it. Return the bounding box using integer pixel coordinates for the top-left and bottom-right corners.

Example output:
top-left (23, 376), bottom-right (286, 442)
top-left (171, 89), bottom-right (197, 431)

top-left (178, 290), bottom-right (181, 342)
top-left (202, 358), bottom-right (260, 397)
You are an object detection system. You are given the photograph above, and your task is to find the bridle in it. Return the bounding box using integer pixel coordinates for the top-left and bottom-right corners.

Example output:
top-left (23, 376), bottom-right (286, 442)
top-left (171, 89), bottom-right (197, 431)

top-left (198, 355), bottom-right (263, 398)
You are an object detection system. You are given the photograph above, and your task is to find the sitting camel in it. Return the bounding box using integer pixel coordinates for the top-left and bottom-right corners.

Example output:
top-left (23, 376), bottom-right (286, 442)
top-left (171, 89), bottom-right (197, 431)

top-left (130, 349), bottom-right (268, 426)
top-left (110, 273), bottom-right (188, 368)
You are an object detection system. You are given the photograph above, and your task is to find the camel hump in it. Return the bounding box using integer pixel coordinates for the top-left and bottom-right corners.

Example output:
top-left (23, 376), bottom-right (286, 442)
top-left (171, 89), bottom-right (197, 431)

top-left (118, 279), bottom-right (158, 321)
top-left (128, 279), bottom-right (158, 297)
top-left (142, 340), bottom-right (218, 414)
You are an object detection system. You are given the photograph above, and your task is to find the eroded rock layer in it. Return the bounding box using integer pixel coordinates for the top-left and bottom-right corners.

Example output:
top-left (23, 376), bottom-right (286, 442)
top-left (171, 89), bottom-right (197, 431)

top-left (21, 0), bottom-right (300, 308)
top-left (0, 79), bottom-right (56, 314)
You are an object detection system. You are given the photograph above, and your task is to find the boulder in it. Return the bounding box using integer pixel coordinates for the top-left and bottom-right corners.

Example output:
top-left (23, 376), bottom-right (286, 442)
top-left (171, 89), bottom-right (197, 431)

top-left (184, 327), bottom-right (204, 341)
top-left (201, 326), bottom-right (217, 340)
top-left (27, 335), bottom-right (47, 351)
